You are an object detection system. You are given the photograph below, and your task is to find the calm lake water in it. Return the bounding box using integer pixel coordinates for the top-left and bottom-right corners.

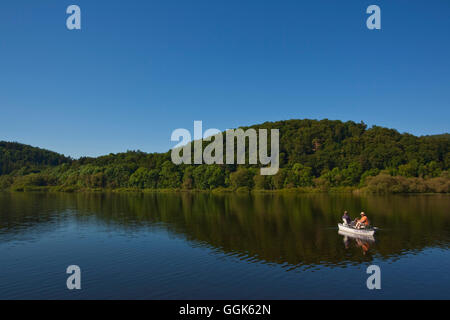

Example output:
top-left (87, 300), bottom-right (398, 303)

top-left (0, 192), bottom-right (449, 299)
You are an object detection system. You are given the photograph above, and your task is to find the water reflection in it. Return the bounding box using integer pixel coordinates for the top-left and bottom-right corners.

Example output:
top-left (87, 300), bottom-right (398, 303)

top-left (339, 231), bottom-right (375, 256)
top-left (0, 192), bottom-right (449, 268)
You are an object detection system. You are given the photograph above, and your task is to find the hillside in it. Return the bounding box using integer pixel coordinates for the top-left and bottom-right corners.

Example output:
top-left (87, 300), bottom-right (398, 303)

top-left (0, 141), bottom-right (71, 175)
top-left (0, 119), bottom-right (449, 193)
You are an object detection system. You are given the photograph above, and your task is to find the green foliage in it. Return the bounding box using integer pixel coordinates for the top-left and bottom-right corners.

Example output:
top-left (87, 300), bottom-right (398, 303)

top-left (398, 160), bottom-right (419, 177)
top-left (129, 167), bottom-right (159, 189)
top-left (235, 186), bottom-right (251, 193)
top-left (363, 172), bottom-right (450, 194)
top-left (284, 163), bottom-right (314, 187)
top-left (360, 168), bottom-right (380, 185)
top-left (1, 120), bottom-right (449, 193)
top-left (340, 162), bottom-right (363, 186)
top-left (0, 175), bottom-right (13, 189)
top-left (271, 169), bottom-right (287, 189)
top-left (206, 166), bottom-right (226, 189)
top-left (182, 166), bottom-right (194, 190)
top-left (191, 165), bottom-right (226, 189)
top-left (11, 173), bottom-right (58, 191)
top-left (418, 161), bottom-right (442, 178)
top-left (230, 168), bottom-right (255, 189)
top-left (0, 141), bottom-right (70, 175)
top-left (253, 174), bottom-right (272, 190)
top-left (158, 161), bottom-right (182, 189)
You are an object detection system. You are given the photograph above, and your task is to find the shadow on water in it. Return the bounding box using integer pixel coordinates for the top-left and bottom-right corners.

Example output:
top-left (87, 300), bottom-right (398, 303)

top-left (0, 192), bottom-right (449, 269)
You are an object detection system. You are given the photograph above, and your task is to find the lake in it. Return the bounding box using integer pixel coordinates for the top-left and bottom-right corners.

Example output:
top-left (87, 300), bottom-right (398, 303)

top-left (0, 192), bottom-right (449, 299)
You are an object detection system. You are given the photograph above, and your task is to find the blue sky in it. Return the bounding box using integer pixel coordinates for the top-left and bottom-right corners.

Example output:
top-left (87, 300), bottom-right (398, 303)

top-left (0, 0), bottom-right (449, 158)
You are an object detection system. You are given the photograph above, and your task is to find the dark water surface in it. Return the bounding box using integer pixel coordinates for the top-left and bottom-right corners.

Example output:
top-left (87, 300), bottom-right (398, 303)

top-left (0, 192), bottom-right (449, 299)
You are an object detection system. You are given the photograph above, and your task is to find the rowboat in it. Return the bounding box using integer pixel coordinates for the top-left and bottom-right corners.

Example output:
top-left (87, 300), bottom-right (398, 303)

top-left (338, 223), bottom-right (376, 236)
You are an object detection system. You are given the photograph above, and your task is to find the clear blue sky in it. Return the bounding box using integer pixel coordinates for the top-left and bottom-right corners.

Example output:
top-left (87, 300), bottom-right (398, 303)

top-left (1, 0), bottom-right (449, 158)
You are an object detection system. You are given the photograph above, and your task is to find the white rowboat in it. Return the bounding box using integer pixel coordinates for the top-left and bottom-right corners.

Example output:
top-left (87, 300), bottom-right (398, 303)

top-left (338, 223), bottom-right (376, 236)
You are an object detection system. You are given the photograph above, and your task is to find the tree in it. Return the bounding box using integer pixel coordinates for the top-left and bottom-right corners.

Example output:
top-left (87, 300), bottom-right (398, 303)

top-left (158, 161), bottom-right (181, 188)
top-left (398, 160), bottom-right (419, 177)
top-left (253, 174), bottom-right (271, 190)
top-left (205, 165), bottom-right (225, 189)
top-left (129, 167), bottom-right (159, 189)
top-left (284, 163), bottom-right (313, 187)
top-left (182, 166), bottom-right (194, 189)
top-left (229, 168), bottom-right (255, 189)
top-left (192, 166), bottom-right (208, 189)
top-left (418, 161), bottom-right (441, 178)
top-left (340, 162), bottom-right (362, 186)
top-left (271, 169), bottom-right (287, 189)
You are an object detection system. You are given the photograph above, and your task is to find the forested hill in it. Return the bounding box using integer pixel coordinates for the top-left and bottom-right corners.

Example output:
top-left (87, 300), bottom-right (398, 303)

top-left (0, 119), bottom-right (449, 193)
top-left (244, 119), bottom-right (449, 176)
top-left (0, 141), bottom-right (71, 175)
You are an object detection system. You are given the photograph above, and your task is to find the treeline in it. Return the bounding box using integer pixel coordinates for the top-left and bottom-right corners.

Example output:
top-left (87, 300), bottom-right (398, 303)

top-left (0, 119), bottom-right (449, 193)
top-left (0, 141), bottom-right (71, 175)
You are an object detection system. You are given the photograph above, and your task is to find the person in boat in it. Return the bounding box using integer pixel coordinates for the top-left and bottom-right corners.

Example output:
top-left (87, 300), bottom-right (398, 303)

top-left (342, 211), bottom-right (352, 226)
top-left (355, 212), bottom-right (369, 229)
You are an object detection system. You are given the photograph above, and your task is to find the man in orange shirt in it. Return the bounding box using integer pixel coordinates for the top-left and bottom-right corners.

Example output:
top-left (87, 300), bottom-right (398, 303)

top-left (355, 212), bottom-right (369, 229)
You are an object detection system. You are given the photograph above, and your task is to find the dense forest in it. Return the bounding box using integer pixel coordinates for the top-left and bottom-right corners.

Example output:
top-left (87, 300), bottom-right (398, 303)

top-left (1, 119), bottom-right (449, 193)
top-left (0, 141), bottom-right (70, 175)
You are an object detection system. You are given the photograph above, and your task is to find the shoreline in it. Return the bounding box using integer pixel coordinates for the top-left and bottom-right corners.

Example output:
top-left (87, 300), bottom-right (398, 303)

top-left (1, 186), bottom-right (449, 195)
